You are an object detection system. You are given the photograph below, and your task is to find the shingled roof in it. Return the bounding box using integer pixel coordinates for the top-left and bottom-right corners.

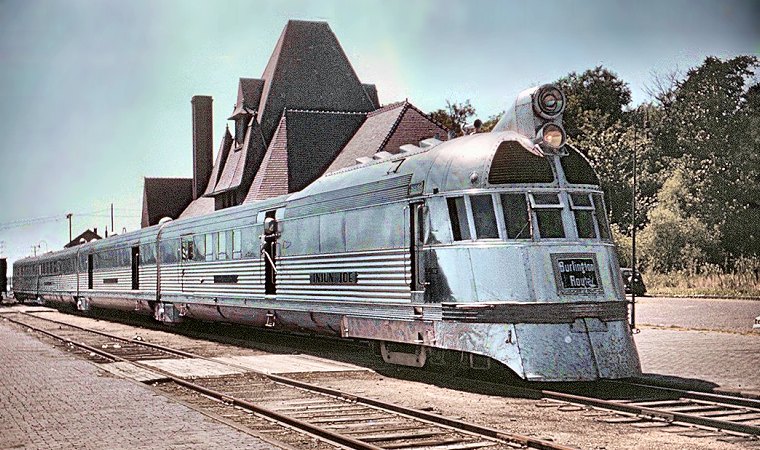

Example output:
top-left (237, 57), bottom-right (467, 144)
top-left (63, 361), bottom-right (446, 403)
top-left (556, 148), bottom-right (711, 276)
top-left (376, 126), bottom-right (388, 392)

top-left (256, 20), bottom-right (376, 143)
top-left (141, 177), bottom-right (193, 228)
top-left (363, 84), bottom-right (380, 109)
top-left (325, 101), bottom-right (447, 173)
top-left (179, 128), bottom-right (233, 219)
top-left (245, 116), bottom-right (290, 202)
top-left (229, 78), bottom-right (265, 119)
top-left (209, 117), bottom-right (266, 195)
top-left (245, 110), bottom-right (366, 201)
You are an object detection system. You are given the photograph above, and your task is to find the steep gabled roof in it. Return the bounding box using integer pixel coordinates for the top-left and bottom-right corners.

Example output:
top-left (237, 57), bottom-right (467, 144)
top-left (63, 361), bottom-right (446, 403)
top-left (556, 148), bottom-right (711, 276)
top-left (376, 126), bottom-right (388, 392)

top-left (141, 177), bottom-right (193, 228)
top-left (382, 103), bottom-right (448, 154)
top-left (256, 20), bottom-right (376, 143)
top-left (244, 110), bottom-right (366, 201)
top-left (324, 102), bottom-right (406, 173)
top-left (245, 116), bottom-right (290, 202)
top-left (64, 229), bottom-right (103, 248)
top-left (229, 78), bottom-right (265, 119)
top-left (179, 127), bottom-right (233, 219)
top-left (325, 102), bottom-right (447, 174)
top-left (362, 84), bottom-right (380, 109)
top-left (285, 110), bottom-right (366, 192)
top-left (210, 116), bottom-right (266, 195)
top-left (203, 127), bottom-right (234, 196)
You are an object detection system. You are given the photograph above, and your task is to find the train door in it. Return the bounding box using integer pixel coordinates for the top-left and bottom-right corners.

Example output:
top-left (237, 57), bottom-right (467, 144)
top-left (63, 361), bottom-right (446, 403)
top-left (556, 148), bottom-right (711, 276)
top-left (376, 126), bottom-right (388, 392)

top-left (87, 254), bottom-right (93, 290)
top-left (131, 246), bottom-right (140, 290)
top-left (409, 201), bottom-right (426, 301)
top-left (262, 211), bottom-right (278, 296)
top-left (179, 235), bottom-right (193, 292)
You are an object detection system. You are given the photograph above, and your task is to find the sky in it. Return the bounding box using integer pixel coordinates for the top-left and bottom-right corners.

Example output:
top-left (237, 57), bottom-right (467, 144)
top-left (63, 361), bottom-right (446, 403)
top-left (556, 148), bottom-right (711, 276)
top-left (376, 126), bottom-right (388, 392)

top-left (0, 0), bottom-right (758, 265)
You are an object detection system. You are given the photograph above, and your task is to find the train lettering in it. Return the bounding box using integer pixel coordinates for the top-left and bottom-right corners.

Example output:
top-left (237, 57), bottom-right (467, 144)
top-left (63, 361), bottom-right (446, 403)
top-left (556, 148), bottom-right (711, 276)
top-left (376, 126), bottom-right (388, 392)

top-left (309, 272), bottom-right (358, 285)
top-left (554, 256), bottom-right (600, 291)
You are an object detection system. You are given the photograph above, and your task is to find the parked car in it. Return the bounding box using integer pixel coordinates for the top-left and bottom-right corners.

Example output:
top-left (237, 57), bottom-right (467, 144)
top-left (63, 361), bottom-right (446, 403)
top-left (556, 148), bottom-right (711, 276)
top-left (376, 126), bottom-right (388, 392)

top-left (620, 268), bottom-right (647, 296)
top-left (754, 316), bottom-right (760, 330)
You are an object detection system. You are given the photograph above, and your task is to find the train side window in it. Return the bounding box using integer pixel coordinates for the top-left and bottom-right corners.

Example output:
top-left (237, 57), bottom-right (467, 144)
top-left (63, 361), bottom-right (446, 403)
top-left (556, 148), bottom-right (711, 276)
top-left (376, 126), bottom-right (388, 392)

top-left (232, 229), bottom-right (242, 259)
top-left (180, 239), bottom-right (194, 261)
top-left (446, 197), bottom-right (471, 241)
top-left (501, 193), bottom-right (531, 239)
top-left (217, 232), bottom-right (228, 260)
top-left (592, 193), bottom-right (611, 240)
top-left (530, 193), bottom-right (565, 239)
top-left (159, 240), bottom-right (179, 264)
top-left (470, 194), bottom-right (499, 239)
top-left (193, 235), bottom-right (205, 261)
top-left (241, 227), bottom-right (258, 258)
top-left (139, 244), bottom-right (156, 265)
top-left (570, 193), bottom-right (597, 239)
top-left (203, 233), bottom-right (214, 261)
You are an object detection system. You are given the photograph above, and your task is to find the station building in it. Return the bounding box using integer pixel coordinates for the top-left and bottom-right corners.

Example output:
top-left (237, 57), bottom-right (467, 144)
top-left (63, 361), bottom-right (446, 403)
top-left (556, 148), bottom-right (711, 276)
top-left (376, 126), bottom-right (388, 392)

top-left (142, 20), bottom-right (447, 227)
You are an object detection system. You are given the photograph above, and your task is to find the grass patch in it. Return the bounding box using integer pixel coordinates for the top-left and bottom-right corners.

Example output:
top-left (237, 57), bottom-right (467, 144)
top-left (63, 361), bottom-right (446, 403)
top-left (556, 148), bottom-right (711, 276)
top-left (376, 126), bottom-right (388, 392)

top-left (644, 258), bottom-right (760, 298)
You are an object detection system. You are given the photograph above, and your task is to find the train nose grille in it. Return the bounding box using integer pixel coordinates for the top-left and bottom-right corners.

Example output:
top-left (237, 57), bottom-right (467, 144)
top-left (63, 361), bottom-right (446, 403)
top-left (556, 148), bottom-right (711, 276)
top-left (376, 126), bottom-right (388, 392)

top-left (442, 301), bottom-right (629, 324)
top-left (488, 141), bottom-right (555, 184)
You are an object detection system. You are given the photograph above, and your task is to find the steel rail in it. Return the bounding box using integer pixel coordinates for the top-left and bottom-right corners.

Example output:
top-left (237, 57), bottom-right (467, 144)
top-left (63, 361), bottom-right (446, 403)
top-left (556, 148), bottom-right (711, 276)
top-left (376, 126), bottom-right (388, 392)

top-left (8, 311), bottom-right (576, 450)
top-left (605, 379), bottom-right (760, 409)
top-left (3, 315), bottom-right (382, 450)
top-left (532, 388), bottom-right (760, 436)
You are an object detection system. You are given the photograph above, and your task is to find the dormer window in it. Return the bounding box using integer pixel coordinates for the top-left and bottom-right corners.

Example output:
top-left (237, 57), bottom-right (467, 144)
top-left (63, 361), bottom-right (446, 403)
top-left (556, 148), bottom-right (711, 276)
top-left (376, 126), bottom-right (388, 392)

top-left (235, 117), bottom-right (247, 144)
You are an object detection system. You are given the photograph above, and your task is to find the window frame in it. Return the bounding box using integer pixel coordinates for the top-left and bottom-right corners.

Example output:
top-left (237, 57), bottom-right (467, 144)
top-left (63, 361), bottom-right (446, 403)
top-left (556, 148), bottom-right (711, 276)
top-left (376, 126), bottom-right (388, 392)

top-left (569, 192), bottom-right (598, 240)
top-left (468, 194), bottom-right (500, 240)
top-left (529, 192), bottom-right (566, 239)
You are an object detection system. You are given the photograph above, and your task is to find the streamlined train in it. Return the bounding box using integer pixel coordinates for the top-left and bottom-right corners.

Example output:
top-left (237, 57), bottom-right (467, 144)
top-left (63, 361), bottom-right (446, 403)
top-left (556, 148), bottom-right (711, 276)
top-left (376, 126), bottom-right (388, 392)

top-left (12, 84), bottom-right (641, 381)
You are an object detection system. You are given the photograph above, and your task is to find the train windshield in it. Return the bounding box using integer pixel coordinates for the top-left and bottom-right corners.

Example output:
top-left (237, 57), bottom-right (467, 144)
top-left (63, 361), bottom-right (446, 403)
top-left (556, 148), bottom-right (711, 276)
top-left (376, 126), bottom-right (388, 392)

top-left (446, 191), bottom-right (611, 242)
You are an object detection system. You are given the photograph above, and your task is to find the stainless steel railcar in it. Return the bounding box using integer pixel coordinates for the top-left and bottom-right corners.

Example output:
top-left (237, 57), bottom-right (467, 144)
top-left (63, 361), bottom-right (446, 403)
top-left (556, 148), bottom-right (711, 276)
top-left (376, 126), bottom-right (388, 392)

top-left (13, 85), bottom-right (641, 381)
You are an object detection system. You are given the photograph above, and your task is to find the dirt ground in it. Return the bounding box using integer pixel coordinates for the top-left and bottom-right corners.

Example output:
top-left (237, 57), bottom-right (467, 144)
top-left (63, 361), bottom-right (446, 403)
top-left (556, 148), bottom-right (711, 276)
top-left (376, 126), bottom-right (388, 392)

top-left (10, 307), bottom-right (757, 450)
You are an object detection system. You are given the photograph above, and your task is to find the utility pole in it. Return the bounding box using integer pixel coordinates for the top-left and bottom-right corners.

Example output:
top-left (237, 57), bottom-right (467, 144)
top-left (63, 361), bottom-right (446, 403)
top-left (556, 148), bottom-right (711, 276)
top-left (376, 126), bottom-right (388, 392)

top-left (110, 203), bottom-right (114, 234)
top-left (630, 123), bottom-right (638, 331)
top-left (66, 213), bottom-right (73, 243)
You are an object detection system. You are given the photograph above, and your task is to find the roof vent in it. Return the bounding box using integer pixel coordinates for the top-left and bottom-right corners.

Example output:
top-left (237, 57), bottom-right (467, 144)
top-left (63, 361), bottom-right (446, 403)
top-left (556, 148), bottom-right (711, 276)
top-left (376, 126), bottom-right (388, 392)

top-left (373, 151), bottom-right (393, 160)
top-left (399, 144), bottom-right (419, 153)
top-left (355, 157), bottom-right (373, 165)
top-left (419, 138), bottom-right (442, 149)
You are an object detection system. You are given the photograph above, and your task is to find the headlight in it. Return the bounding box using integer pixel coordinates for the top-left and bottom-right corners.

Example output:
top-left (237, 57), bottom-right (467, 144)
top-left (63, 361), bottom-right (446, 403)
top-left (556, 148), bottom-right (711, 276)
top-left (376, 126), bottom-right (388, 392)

top-left (537, 123), bottom-right (566, 149)
top-left (533, 85), bottom-right (566, 118)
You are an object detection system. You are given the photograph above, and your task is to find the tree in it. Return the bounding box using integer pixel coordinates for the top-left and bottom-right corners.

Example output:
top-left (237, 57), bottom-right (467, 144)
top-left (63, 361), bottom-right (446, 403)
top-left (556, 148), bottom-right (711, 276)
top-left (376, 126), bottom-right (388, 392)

top-left (638, 169), bottom-right (720, 272)
top-left (429, 100), bottom-right (476, 137)
top-left (651, 56), bottom-right (759, 259)
top-left (556, 66), bottom-right (633, 139)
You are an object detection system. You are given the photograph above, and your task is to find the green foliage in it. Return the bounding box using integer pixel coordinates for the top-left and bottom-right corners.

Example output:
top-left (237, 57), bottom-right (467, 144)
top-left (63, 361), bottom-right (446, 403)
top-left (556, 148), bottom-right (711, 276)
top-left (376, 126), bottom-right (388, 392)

top-left (610, 224), bottom-right (632, 268)
top-left (480, 112), bottom-right (503, 132)
top-left (556, 66), bottom-right (632, 139)
top-left (638, 170), bottom-right (721, 272)
top-left (429, 100), bottom-right (476, 136)
top-left (651, 56), bottom-right (760, 259)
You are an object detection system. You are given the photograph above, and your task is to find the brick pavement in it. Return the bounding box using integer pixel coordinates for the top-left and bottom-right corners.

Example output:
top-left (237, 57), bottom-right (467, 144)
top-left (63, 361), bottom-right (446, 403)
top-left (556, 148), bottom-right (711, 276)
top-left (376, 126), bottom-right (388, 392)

top-left (634, 327), bottom-right (760, 397)
top-left (0, 321), bottom-right (277, 450)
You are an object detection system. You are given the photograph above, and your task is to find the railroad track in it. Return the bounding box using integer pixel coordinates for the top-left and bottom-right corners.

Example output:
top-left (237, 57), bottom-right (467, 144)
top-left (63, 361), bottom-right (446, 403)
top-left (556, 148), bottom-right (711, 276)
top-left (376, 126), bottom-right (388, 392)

top-left (2, 311), bottom-right (571, 450)
top-left (531, 381), bottom-right (760, 439)
top-left (8, 309), bottom-right (760, 444)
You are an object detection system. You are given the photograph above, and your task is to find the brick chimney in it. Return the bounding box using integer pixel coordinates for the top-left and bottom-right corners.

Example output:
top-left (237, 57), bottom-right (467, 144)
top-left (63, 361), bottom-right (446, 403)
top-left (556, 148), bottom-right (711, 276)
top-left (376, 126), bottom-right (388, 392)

top-left (191, 95), bottom-right (213, 200)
